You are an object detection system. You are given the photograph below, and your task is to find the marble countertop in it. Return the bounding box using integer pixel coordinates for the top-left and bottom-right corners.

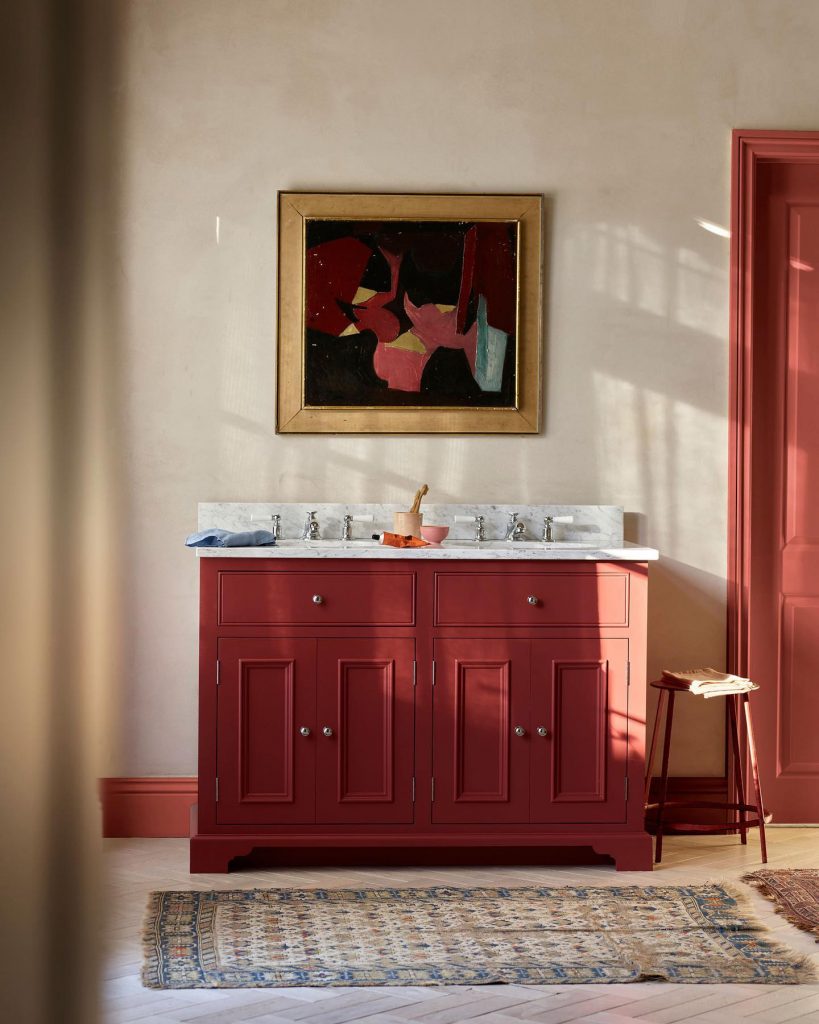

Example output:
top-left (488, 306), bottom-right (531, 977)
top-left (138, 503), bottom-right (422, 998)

top-left (192, 502), bottom-right (658, 561)
top-left (196, 540), bottom-right (658, 561)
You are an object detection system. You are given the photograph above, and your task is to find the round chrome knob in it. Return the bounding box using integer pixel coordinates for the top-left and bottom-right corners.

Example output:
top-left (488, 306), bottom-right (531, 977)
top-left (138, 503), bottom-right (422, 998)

top-left (527, 595), bottom-right (539, 606)
top-left (536, 726), bottom-right (550, 738)
top-left (514, 725), bottom-right (526, 737)
top-left (322, 726), bottom-right (334, 737)
top-left (299, 726), bottom-right (311, 737)
top-left (312, 594), bottom-right (324, 605)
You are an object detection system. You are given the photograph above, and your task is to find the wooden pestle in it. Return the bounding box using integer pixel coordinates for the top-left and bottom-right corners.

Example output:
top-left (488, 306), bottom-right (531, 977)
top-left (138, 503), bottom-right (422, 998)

top-left (409, 484), bottom-right (428, 514)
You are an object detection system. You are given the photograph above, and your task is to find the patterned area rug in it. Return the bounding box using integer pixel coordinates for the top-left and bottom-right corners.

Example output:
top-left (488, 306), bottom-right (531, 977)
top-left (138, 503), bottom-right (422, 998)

top-left (142, 884), bottom-right (814, 988)
top-left (744, 869), bottom-right (819, 942)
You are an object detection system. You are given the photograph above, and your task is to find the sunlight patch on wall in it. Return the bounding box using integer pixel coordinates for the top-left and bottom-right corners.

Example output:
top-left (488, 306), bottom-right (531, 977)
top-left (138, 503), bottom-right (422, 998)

top-left (592, 370), bottom-right (726, 569)
top-left (568, 222), bottom-right (727, 339)
top-left (674, 247), bottom-right (727, 337)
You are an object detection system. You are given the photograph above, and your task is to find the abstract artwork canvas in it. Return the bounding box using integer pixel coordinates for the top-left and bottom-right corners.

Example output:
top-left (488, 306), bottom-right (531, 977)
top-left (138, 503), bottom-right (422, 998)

top-left (277, 194), bottom-right (542, 433)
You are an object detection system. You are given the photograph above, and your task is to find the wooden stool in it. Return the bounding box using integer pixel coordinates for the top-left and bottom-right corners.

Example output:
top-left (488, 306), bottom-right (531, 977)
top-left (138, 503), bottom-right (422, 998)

top-left (644, 680), bottom-right (768, 864)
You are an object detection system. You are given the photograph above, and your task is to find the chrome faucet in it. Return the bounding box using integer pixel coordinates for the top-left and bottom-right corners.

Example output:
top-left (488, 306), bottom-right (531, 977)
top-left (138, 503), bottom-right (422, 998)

top-left (301, 510), bottom-right (320, 540)
top-left (505, 512), bottom-right (527, 542)
top-left (270, 513), bottom-right (281, 541)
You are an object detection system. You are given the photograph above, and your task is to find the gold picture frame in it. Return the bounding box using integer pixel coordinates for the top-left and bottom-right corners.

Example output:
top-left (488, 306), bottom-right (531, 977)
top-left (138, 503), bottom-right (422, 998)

top-left (276, 192), bottom-right (543, 434)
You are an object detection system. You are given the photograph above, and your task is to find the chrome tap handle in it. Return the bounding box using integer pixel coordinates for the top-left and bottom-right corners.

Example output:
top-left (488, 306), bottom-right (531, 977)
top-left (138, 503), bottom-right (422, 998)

top-left (453, 514), bottom-right (486, 543)
top-left (250, 512), bottom-right (282, 539)
top-left (542, 514), bottom-right (573, 543)
top-left (474, 515), bottom-right (485, 542)
top-left (341, 512), bottom-right (373, 541)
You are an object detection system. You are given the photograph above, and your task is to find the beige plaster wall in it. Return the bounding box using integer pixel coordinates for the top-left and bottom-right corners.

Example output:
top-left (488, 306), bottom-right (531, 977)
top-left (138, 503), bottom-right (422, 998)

top-left (117, 0), bottom-right (819, 777)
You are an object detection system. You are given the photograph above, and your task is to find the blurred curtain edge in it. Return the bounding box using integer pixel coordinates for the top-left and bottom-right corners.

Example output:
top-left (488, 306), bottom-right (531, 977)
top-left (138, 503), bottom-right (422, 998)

top-left (0, 2), bottom-right (123, 1021)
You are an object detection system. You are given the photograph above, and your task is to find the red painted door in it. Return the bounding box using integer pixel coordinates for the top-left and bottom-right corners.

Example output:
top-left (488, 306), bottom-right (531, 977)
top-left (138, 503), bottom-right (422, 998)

top-left (315, 639), bottom-right (415, 824)
top-left (216, 638), bottom-right (316, 825)
top-left (432, 638), bottom-right (530, 824)
top-left (530, 639), bottom-right (628, 823)
top-left (747, 158), bottom-right (819, 820)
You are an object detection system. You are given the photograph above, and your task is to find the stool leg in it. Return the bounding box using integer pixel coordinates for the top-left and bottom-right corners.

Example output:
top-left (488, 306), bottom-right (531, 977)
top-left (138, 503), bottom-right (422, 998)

top-left (644, 688), bottom-right (668, 807)
top-left (655, 690), bottom-right (676, 865)
top-left (742, 693), bottom-right (768, 864)
top-left (728, 695), bottom-right (747, 845)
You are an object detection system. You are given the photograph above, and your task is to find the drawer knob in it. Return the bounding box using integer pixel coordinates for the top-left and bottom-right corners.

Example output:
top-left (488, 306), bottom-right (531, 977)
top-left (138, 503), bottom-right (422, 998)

top-left (322, 726), bottom-right (334, 738)
top-left (527, 595), bottom-right (539, 606)
top-left (312, 594), bottom-right (324, 605)
top-left (514, 725), bottom-right (527, 737)
top-left (299, 726), bottom-right (311, 737)
top-left (536, 726), bottom-right (550, 738)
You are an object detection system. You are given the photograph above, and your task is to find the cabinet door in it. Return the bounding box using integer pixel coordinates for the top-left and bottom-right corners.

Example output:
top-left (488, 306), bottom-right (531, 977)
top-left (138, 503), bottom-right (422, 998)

top-left (530, 638), bottom-right (628, 823)
top-left (433, 639), bottom-right (530, 824)
top-left (216, 638), bottom-right (316, 825)
top-left (315, 638), bottom-right (415, 824)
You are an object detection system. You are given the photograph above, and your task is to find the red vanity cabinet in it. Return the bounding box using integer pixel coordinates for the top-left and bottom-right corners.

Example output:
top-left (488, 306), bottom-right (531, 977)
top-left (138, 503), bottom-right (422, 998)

top-left (191, 558), bottom-right (652, 872)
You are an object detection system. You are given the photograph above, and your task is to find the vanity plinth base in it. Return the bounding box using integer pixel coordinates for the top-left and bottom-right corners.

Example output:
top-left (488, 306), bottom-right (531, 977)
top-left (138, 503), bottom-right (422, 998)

top-left (190, 832), bottom-right (654, 874)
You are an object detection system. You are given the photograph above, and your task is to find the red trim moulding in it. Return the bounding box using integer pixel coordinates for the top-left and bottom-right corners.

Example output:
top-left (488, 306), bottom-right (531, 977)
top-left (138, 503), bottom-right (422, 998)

top-left (100, 777), bottom-right (198, 838)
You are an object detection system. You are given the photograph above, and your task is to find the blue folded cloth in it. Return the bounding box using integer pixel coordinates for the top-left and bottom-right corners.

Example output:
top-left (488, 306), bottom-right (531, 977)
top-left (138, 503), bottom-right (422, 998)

top-left (185, 528), bottom-right (277, 548)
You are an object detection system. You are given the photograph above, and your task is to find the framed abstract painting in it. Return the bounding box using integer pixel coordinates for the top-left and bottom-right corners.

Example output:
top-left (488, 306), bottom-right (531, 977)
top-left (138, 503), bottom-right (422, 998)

top-left (276, 192), bottom-right (543, 433)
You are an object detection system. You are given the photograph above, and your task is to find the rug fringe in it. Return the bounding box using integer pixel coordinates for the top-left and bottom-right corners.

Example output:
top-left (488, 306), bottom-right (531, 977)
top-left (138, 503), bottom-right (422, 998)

top-left (741, 872), bottom-right (819, 946)
top-left (141, 891), bottom-right (166, 989)
top-left (687, 882), bottom-right (818, 984)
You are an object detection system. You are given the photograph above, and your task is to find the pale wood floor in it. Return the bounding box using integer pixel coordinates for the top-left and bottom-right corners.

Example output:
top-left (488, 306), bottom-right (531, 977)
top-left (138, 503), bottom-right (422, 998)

top-left (103, 830), bottom-right (819, 1024)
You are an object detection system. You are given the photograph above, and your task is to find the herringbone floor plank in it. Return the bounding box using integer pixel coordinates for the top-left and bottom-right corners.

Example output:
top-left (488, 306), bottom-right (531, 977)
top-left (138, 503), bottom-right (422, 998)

top-left (103, 831), bottom-right (819, 1024)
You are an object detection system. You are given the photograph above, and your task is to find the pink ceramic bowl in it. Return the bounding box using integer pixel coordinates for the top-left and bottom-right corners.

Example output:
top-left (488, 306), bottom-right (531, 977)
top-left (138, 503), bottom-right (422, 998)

top-left (420, 524), bottom-right (449, 545)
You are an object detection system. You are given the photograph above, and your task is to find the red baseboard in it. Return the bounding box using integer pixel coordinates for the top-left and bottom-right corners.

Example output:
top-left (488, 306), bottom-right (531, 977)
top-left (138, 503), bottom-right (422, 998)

top-left (100, 777), bottom-right (197, 838)
top-left (100, 776), bottom-right (729, 839)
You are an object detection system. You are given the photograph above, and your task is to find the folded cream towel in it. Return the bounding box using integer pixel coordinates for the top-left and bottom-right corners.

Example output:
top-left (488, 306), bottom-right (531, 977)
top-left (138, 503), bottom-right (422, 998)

top-left (661, 667), bottom-right (759, 698)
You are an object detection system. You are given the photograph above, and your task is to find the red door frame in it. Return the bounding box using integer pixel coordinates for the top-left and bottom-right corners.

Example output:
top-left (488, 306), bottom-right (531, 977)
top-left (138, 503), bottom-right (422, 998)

top-left (728, 129), bottom-right (819, 674)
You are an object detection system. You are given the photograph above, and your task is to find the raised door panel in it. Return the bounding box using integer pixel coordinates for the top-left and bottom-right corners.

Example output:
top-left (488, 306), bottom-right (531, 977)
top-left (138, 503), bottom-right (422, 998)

top-left (432, 639), bottom-right (530, 824)
top-left (315, 639), bottom-right (415, 824)
top-left (530, 638), bottom-right (628, 824)
top-left (216, 638), bottom-right (316, 825)
top-left (778, 599), bottom-right (819, 777)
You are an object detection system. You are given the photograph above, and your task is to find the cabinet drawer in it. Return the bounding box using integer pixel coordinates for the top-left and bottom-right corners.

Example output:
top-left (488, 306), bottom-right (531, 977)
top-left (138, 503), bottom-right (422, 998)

top-left (434, 571), bottom-right (628, 627)
top-left (218, 570), bottom-right (415, 626)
